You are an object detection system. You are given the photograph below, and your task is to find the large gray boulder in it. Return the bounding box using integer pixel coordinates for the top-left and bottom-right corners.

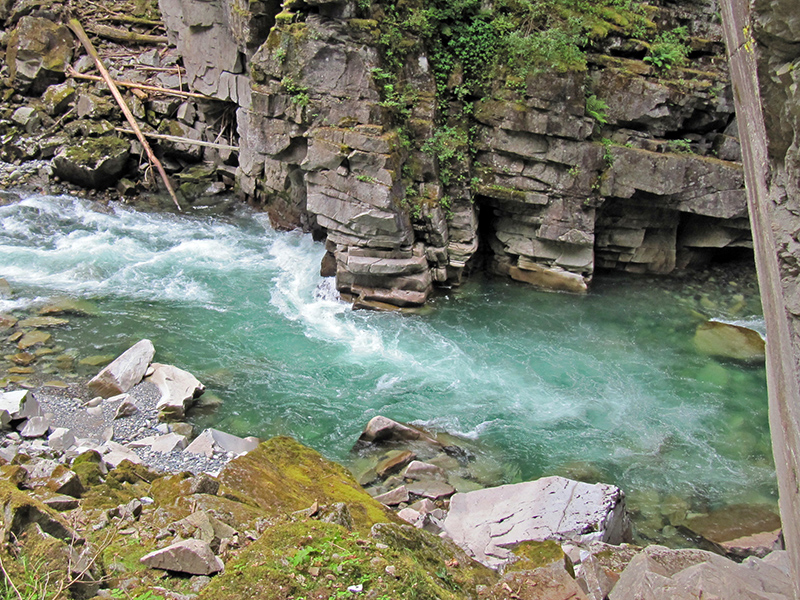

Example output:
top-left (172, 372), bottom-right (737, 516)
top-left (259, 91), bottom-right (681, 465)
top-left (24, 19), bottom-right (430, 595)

top-left (146, 363), bottom-right (205, 421)
top-left (87, 340), bottom-right (155, 398)
top-left (444, 476), bottom-right (631, 569)
top-left (140, 539), bottom-right (223, 575)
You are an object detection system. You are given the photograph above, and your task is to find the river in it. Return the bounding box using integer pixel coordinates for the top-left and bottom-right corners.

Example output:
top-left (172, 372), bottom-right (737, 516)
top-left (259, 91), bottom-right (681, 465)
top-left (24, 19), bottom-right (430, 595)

top-left (0, 193), bottom-right (775, 543)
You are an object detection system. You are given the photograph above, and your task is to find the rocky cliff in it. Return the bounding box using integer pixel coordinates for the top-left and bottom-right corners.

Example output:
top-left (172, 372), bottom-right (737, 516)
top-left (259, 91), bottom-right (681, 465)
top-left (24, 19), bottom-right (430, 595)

top-left (158, 0), bottom-right (749, 308)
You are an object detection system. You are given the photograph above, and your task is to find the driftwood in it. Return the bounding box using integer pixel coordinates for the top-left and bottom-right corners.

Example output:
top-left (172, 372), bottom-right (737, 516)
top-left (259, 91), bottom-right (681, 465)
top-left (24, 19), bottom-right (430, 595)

top-left (115, 128), bottom-right (239, 152)
top-left (99, 16), bottom-right (163, 27)
top-left (67, 68), bottom-right (209, 100)
top-left (86, 23), bottom-right (168, 45)
top-left (67, 18), bottom-right (182, 211)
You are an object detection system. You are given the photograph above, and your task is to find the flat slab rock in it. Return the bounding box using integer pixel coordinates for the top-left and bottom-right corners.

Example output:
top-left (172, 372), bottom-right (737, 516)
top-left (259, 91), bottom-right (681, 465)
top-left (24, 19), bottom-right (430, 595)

top-left (87, 339), bottom-right (155, 398)
top-left (444, 476), bottom-right (630, 569)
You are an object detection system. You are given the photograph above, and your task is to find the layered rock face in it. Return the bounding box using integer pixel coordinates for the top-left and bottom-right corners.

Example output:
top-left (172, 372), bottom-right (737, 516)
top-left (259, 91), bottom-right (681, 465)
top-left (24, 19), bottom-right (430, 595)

top-left (159, 0), bottom-right (749, 307)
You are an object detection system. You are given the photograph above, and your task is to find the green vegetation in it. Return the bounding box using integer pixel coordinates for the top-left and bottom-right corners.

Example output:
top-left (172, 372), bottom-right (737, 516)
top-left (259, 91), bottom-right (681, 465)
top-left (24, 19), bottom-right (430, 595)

top-left (586, 93), bottom-right (609, 125)
top-left (668, 138), bottom-right (693, 153)
top-left (644, 26), bottom-right (690, 70)
top-left (280, 76), bottom-right (310, 107)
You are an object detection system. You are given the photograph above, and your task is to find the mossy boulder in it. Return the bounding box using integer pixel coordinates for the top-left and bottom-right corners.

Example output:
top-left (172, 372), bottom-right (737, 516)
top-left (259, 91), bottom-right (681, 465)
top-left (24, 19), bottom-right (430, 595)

top-left (0, 479), bottom-right (75, 542)
top-left (218, 437), bottom-right (396, 529)
top-left (53, 135), bottom-right (131, 188)
top-left (5, 16), bottom-right (73, 94)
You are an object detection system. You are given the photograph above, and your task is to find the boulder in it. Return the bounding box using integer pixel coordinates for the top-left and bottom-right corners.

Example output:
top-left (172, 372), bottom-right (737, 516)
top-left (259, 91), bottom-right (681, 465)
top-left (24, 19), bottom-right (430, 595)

top-left (375, 450), bottom-right (416, 478)
top-left (42, 82), bottom-right (76, 116)
top-left (694, 320), bottom-right (766, 362)
top-left (151, 432), bottom-right (188, 453)
top-left (140, 539), bottom-right (224, 575)
top-left (0, 389), bottom-right (41, 428)
top-left (87, 340), bottom-right (155, 398)
top-left (53, 136), bottom-right (131, 189)
top-left (20, 416), bottom-right (51, 439)
top-left (406, 480), bottom-right (455, 500)
top-left (684, 504), bottom-right (782, 559)
top-left (0, 480), bottom-right (76, 542)
top-left (146, 363), bottom-right (205, 421)
top-left (113, 396), bottom-right (138, 419)
top-left (444, 476), bottom-right (631, 569)
top-left (355, 415), bottom-right (442, 448)
top-left (403, 460), bottom-right (447, 481)
top-left (5, 16), bottom-right (73, 94)
top-left (608, 546), bottom-right (794, 600)
top-left (184, 428), bottom-right (259, 458)
top-left (490, 560), bottom-right (590, 600)
top-left (373, 485), bottom-right (409, 506)
top-left (47, 428), bottom-right (76, 452)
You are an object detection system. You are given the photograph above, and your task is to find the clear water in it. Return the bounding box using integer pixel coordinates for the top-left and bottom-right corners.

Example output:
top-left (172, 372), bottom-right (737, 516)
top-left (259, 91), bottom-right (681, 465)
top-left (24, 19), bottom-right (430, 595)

top-left (0, 194), bottom-right (775, 527)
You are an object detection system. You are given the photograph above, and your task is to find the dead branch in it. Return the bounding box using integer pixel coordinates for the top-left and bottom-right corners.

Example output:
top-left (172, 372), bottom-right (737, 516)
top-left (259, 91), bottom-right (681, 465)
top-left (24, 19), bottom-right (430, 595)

top-left (68, 18), bottom-right (183, 211)
top-left (86, 23), bottom-right (168, 45)
top-left (67, 67), bottom-right (210, 100)
top-left (99, 15), bottom-right (163, 27)
top-left (115, 128), bottom-right (239, 151)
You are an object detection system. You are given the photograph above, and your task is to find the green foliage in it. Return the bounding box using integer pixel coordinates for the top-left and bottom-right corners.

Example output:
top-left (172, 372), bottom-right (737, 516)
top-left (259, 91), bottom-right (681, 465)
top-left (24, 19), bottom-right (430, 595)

top-left (585, 93), bottom-right (609, 125)
top-left (668, 138), bottom-right (693, 153)
top-left (421, 126), bottom-right (470, 186)
top-left (0, 557), bottom-right (52, 600)
top-left (280, 76), bottom-right (310, 107)
top-left (355, 174), bottom-right (377, 183)
top-left (644, 26), bottom-right (690, 70)
top-left (601, 137), bottom-right (615, 167)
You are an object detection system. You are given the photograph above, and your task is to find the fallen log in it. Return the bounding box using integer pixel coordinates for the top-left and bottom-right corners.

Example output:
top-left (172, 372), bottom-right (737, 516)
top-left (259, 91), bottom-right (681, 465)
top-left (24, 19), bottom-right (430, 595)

top-left (67, 19), bottom-right (182, 211)
top-left (67, 68), bottom-right (209, 101)
top-left (115, 128), bottom-right (239, 152)
top-left (86, 23), bottom-right (168, 45)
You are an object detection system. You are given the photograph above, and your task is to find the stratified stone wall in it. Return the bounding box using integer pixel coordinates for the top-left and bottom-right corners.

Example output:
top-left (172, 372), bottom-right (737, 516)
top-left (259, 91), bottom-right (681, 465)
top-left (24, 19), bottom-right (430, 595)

top-left (160, 0), bottom-right (751, 308)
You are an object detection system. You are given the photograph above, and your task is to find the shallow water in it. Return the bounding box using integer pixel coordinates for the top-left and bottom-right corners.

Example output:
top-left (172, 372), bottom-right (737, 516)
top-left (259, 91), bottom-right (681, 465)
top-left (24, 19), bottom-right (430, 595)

top-left (0, 194), bottom-right (775, 536)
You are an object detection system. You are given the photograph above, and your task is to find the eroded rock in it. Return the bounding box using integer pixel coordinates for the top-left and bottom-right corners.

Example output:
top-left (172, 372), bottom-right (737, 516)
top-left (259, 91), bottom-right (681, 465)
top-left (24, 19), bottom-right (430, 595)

top-left (87, 339), bottom-right (155, 398)
top-left (146, 363), bottom-right (205, 421)
top-left (140, 538), bottom-right (224, 575)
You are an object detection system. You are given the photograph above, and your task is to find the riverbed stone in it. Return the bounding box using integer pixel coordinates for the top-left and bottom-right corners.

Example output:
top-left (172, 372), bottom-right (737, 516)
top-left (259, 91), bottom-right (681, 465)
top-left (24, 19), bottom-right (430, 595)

top-left (146, 363), bottom-right (205, 421)
top-left (140, 539), bottom-right (224, 575)
top-left (87, 339), bottom-right (155, 398)
top-left (184, 428), bottom-right (258, 458)
top-left (406, 480), bottom-right (455, 500)
top-left (693, 320), bottom-right (766, 362)
top-left (17, 330), bottom-right (51, 350)
top-left (356, 415), bottom-right (441, 447)
top-left (444, 476), bottom-right (631, 569)
top-left (373, 485), bottom-right (409, 506)
top-left (684, 504), bottom-right (782, 559)
top-left (402, 460), bottom-right (447, 481)
top-left (375, 450), bottom-right (416, 478)
top-left (48, 428), bottom-right (76, 452)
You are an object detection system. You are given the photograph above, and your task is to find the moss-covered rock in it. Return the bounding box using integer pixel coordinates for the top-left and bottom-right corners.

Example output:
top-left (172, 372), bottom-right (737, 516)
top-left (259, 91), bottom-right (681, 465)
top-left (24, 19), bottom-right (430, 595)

top-left (52, 135), bottom-right (131, 188)
top-left (218, 437), bottom-right (397, 529)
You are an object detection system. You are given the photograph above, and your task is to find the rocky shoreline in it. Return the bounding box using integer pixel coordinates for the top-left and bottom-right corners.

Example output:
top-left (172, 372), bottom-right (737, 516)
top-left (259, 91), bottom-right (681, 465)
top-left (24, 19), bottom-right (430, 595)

top-left (0, 294), bottom-right (789, 598)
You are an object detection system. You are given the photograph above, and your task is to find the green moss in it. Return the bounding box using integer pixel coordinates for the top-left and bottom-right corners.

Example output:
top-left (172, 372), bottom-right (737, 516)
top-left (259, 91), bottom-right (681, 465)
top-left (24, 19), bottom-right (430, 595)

top-left (198, 520), bottom-right (495, 600)
top-left (64, 136), bottom-right (129, 169)
top-left (218, 437), bottom-right (397, 530)
top-left (505, 540), bottom-right (565, 573)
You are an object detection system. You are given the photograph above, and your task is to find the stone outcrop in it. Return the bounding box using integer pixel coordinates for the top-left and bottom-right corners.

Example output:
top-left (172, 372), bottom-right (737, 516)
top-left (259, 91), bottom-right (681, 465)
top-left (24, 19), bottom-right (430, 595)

top-left (444, 476), bottom-right (631, 569)
top-left (156, 0), bottom-right (750, 308)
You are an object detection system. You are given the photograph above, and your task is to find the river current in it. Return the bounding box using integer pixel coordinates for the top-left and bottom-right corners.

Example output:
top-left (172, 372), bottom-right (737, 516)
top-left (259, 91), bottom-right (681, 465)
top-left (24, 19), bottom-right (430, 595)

top-left (0, 194), bottom-right (775, 538)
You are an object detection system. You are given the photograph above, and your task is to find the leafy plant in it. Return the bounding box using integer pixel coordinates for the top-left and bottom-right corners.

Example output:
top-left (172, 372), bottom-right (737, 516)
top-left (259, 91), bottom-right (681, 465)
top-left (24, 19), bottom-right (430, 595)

top-left (668, 138), bottom-right (693, 153)
top-left (644, 26), bottom-right (690, 70)
top-left (585, 93), bottom-right (608, 125)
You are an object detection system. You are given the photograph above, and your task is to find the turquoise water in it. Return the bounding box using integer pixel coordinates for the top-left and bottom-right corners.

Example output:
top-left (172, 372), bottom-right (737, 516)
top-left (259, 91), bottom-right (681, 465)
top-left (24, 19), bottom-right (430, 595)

top-left (0, 194), bottom-right (775, 526)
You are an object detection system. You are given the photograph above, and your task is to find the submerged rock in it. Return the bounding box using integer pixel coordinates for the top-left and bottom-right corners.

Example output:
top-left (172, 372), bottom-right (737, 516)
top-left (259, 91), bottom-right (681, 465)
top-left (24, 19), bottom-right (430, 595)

top-left (693, 319), bottom-right (765, 362)
top-left (444, 476), bottom-right (631, 569)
